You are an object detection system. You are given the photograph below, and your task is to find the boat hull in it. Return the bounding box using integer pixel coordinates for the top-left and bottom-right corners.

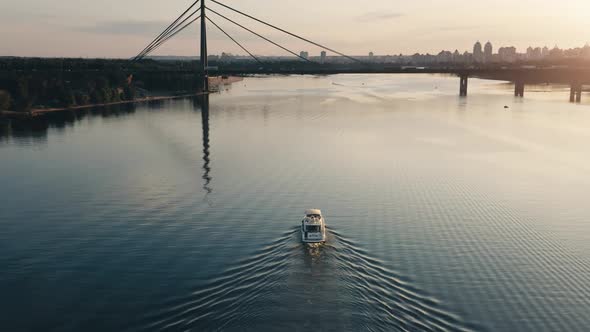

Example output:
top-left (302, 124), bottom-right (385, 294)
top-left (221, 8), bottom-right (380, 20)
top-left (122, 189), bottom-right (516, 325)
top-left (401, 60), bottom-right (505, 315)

top-left (301, 210), bottom-right (326, 243)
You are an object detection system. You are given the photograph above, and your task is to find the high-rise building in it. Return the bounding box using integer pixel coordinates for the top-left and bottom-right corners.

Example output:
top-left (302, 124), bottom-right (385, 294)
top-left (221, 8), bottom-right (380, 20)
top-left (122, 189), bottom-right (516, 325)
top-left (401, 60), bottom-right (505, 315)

top-left (534, 47), bottom-right (542, 60)
top-left (526, 47), bottom-right (534, 59)
top-left (498, 46), bottom-right (517, 62)
top-left (320, 51), bottom-right (327, 64)
top-left (549, 46), bottom-right (564, 59)
top-left (300, 51), bottom-right (309, 59)
top-left (453, 50), bottom-right (461, 63)
top-left (484, 41), bottom-right (493, 63)
top-left (473, 41), bottom-right (483, 62)
top-left (525, 47), bottom-right (543, 60)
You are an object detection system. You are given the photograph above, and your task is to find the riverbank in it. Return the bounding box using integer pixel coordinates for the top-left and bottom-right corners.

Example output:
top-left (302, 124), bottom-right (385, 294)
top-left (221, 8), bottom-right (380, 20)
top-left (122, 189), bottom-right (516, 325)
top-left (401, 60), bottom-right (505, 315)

top-left (0, 76), bottom-right (243, 120)
top-left (0, 93), bottom-right (203, 120)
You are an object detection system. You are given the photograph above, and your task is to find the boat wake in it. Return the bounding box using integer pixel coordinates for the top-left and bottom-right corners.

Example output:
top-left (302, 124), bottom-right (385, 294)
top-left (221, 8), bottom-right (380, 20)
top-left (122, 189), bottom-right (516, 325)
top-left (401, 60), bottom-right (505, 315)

top-left (134, 227), bottom-right (478, 331)
top-left (327, 229), bottom-right (477, 331)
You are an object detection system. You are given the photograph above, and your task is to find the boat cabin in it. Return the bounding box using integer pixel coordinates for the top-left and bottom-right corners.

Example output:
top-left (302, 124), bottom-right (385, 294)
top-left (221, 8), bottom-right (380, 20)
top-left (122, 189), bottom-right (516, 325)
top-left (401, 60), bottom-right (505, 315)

top-left (301, 209), bottom-right (326, 243)
top-left (305, 209), bottom-right (322, 219)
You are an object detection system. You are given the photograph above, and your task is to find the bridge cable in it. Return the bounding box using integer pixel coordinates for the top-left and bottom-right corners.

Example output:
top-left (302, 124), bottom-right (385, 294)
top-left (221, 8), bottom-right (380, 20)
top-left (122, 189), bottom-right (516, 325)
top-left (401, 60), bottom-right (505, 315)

top-left (206, 17), bottom-right (263, 65)
top-left (137, 15), bottom-right (201, 60)
top-left (133, 0), bottom-right (200, 60)
top-left (210, 0), bottom-right (361, 63)
top-left (139, 15), bottom-right (202, 59)
top-left (207, 7), bottom-right (311, 63)
top-left (137, 9), bottom-right (202, 60)
top-left (134, 0), bottom-right (199, 60)
top-left (136, 7), bottom-right (201, 60)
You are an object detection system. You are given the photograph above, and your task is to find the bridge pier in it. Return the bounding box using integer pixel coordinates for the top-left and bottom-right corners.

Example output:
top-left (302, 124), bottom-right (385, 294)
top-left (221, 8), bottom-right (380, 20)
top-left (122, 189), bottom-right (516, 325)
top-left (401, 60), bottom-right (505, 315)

top-left (570, 83), bottom-right (582, 103)
top-left (459, 75), bottom-right (468, 97)
top-left (514, 81), bottom-right (525, 97)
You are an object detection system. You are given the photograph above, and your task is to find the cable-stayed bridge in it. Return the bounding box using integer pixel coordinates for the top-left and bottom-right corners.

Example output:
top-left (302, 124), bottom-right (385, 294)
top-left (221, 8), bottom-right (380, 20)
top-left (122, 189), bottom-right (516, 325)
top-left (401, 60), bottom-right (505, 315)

top-left (133, 0), bottom-right (590, 102)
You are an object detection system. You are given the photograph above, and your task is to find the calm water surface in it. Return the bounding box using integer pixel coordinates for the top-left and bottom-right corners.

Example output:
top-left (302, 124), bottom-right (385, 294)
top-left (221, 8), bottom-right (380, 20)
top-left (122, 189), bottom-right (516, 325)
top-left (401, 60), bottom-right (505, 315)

top-left (1, 75), bottom-right (590, 331)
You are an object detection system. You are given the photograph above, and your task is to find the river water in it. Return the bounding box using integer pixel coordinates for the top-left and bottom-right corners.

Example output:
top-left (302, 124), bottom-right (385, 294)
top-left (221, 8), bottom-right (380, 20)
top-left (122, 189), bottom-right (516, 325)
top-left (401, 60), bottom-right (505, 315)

top-left (1, 74), bottom-right (590, 331)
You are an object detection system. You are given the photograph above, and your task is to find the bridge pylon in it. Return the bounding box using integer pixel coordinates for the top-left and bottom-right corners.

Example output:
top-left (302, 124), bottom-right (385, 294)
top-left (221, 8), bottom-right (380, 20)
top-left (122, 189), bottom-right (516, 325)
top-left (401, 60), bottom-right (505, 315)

top-left (200, 0), bottom-right (209, 92)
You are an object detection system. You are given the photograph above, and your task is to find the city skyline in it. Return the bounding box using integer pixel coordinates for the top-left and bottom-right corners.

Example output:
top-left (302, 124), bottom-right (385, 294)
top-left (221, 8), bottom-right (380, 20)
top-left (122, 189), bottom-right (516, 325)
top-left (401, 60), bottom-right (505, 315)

top-left (161, 41), bottom-right (590, 65)
top-left (1, 0), bottom-right (590, 58)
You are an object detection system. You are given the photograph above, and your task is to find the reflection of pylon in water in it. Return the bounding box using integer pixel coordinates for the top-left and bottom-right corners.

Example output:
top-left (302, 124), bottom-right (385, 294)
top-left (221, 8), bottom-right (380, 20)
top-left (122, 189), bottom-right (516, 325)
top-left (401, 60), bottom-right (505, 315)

top-left (199, 94), bottom-right (213, 200)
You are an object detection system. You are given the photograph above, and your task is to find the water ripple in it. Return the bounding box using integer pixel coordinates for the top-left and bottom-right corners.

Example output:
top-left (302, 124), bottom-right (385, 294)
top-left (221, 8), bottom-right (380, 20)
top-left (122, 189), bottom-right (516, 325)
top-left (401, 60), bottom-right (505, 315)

top-left (133, 227), bottom-right (475, 332)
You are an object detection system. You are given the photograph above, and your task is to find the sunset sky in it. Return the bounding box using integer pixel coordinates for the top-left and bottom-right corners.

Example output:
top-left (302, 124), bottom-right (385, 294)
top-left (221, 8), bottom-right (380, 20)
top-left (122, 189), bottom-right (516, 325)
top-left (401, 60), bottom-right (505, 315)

top-left (1, 0), bottom-right (589, 58)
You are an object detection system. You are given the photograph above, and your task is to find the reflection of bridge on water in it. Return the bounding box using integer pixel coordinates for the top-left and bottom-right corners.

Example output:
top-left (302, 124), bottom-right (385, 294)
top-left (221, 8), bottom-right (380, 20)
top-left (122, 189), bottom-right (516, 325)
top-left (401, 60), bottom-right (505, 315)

top-left (196, 95), bottom-right (213, 198)
top-left (1, 96), bottom-right (216, 197)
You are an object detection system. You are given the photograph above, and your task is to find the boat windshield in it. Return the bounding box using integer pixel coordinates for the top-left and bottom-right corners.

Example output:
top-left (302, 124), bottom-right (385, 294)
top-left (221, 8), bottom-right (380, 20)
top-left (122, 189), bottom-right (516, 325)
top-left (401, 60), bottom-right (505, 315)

top-left (306, 214), bottom-right (321, 218)
top-left (306, 225), bottom-right (321, 233)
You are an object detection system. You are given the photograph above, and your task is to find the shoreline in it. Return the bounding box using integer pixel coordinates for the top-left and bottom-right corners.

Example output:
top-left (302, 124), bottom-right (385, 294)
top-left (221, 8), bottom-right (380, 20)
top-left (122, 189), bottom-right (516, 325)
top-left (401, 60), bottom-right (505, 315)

top-left (0, 92), bottom-right (208, 120)
top-left (0, 76), bottom-right (244, 120)
top-left (0, 93), bottom-right (206, 120)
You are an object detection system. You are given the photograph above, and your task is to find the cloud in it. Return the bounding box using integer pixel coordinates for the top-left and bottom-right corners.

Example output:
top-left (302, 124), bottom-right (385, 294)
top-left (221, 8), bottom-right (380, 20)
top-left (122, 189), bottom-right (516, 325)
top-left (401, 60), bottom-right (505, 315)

top-left (357, 11), bottom-right (404, 22)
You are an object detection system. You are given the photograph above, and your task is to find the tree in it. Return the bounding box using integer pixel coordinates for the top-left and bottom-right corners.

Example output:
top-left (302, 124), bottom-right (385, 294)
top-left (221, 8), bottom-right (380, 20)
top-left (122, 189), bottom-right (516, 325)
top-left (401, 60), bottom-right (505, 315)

top-left (14, 77), bottom-right (33, 112)
top-left (123, 85), bottom-right (136, 100)
top-left (90, 89), bottom-right (103, 104)
top-left (75, 91), bottom-right (90, 105)
top-left (0, 90), bottom-right (12, 110)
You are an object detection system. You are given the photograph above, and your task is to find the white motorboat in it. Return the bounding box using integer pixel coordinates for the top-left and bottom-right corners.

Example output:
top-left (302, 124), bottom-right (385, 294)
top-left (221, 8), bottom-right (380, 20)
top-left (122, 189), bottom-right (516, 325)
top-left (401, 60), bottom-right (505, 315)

top-left (301, 209), bottom-right (327, 243)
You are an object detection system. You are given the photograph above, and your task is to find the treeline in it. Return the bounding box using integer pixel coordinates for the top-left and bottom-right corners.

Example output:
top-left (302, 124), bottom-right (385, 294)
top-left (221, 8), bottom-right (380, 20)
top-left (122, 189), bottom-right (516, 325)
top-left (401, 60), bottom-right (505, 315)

top-left (0, 57), bottom-right (194, 72)
top-left (0, 58), bottom-right (204, 112)
top-left (0, 71), bottom-right (137, 111)
top-left (0, 57), bottom-right (367, 112)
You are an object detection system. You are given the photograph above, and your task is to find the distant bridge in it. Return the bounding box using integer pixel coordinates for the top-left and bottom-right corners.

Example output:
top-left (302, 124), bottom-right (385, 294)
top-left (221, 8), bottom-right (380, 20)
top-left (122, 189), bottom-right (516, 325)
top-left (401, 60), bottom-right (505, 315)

top-left (133, 0), bottom-right (590, 103)
top-left (451, 67), bottom-right (590, 101)
top-left (139, 66), bottom-right (590, 102)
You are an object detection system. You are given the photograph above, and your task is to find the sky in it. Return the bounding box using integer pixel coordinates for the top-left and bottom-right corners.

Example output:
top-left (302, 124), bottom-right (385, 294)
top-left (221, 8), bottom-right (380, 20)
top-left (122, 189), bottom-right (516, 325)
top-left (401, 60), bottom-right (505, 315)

top-left (1, 0), bottom-right (589, 58)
